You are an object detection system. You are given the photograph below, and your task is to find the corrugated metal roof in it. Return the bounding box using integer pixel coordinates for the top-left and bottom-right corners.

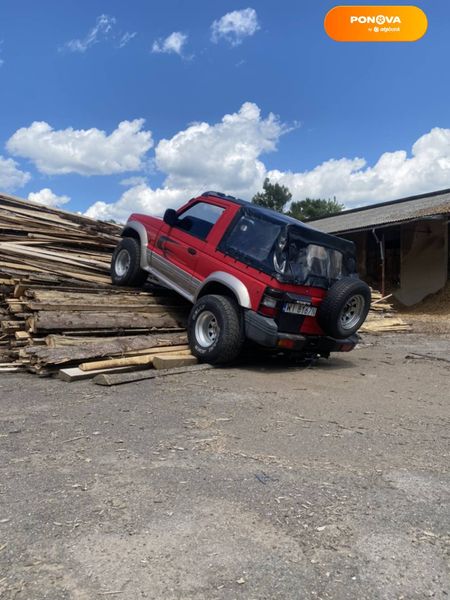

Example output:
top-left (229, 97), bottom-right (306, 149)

top-left (309, 188), bottom-right (450, 234)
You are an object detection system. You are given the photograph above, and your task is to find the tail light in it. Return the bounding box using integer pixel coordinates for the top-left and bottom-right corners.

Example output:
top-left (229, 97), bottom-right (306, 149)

top-left (277, 338), bottom-right (295, 349)
top-left (258, 287), bottom-right (283, 318)
top-left (338, 342), bottom-right (355, 352)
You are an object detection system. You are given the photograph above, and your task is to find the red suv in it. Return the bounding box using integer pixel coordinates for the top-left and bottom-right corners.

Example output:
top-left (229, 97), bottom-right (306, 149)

top-left (111, 191), bottom-right (371, 363)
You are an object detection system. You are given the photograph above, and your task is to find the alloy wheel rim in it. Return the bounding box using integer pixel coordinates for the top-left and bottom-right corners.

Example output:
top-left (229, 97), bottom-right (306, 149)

top-left (115, 249), bottom-right (131, 277)
top-left (195, 311), bottom-right (219, 347)
top-left (339, 294), bottom-right (365, 330)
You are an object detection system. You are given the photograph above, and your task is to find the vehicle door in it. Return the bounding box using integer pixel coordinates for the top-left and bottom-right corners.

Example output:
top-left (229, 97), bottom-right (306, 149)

top-left (151, 201), bottom-right (226, 299)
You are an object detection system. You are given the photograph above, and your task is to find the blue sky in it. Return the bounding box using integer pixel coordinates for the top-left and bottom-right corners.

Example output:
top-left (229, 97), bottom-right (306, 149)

top-left (0, 1), bottom-right (449, 220)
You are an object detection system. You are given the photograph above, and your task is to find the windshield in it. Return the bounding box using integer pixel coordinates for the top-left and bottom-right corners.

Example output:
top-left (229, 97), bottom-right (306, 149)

top-left (220, 209), bottom-right (353, 287)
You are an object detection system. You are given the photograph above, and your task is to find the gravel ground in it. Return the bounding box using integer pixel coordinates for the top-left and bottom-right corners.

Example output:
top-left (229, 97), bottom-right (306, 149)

top-left (0, 332), bottom-right (449, 600)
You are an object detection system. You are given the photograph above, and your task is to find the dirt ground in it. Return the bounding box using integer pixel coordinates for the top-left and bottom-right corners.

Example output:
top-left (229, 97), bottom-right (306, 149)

top-left (0, 332), bottom-right (449, 600)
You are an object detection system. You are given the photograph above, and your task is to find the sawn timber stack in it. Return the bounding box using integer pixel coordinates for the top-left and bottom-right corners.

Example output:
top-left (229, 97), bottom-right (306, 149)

top-left (0, 192), bottom-right (190, 377)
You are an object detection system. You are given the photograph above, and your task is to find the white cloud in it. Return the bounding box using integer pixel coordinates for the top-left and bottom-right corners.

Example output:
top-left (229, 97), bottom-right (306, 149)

top-left (28, 188), bottom-right (70, 208)
top-left (118, 31), bottom-right (137, 48)
top-left (120, 176), bottom-right (148, 187)
top-left (211, 8), bottom-right (260, 46)
top-left (0, 155), bottom-right (31, 190)
top-left (152, 32), bottom-right (188, 56)
top-left (82, 103), bottom-right (450, 221)
top-left (63, 14), bottom-right (116, 53)
top-left (6, 119), bottom-right (153, 176)
top-left (268, 127), bottom-right (450, 208)
top-left (85, 183), bottom-right (189, 223)
top-left (84, 102), bottom-right (287, 221)
top-left (156, 102), bottom-right (286, 193)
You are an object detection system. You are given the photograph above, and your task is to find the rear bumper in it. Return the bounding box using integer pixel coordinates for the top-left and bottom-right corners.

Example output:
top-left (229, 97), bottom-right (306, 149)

top-left (244, 310), bottom-right (358, 355)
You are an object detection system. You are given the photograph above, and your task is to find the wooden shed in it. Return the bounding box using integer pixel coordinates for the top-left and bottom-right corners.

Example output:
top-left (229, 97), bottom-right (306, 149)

top-left (309, 189), bottom-right (450, 306)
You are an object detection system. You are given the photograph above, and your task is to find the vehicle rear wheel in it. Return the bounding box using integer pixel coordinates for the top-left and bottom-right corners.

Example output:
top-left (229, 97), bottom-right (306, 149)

top-left (188, 294), bottom-right (244, 364)
top-left (317, 277), bottom-right (371, 338)
top-left (111, 237), bottom-right (148, 287)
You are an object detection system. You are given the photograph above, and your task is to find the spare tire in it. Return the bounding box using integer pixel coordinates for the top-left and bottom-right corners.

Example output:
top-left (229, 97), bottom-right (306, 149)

top-left (317, 277), bottom-right (371, 338)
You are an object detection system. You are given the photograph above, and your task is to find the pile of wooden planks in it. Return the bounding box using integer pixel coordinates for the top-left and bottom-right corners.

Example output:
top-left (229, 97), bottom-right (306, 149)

top-left (361, 290), bottom-right (411, 333)
top-left (2, 286), bottom-right (191, 376)
top-left (0, 193), bottom-right (194, 381)
top-left (0, 192), bottom-right (121, 286)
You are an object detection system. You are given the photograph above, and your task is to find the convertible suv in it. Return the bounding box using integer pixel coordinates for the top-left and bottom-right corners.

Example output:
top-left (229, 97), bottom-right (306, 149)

top-left (111, 191), bottom-right (371, 363)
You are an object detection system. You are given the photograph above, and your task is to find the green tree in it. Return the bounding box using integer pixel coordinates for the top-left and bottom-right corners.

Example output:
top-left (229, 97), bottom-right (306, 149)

top-left (288, 197), bottom-right (344, 221)
top-left (252, 178), bottom-right (292, 213)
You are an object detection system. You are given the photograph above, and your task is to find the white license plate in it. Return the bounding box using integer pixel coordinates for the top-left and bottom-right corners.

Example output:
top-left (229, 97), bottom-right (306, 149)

top-left (283, 302), bottom-right (317, 317)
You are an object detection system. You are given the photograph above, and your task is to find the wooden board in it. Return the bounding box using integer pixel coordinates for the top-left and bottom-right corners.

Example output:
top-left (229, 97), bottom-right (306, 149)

top-left (58, 365), bottom-right (148, 382)
top-left (152, 354), bottom-right (197, 369)
top-left (26, 302), bottom-right (181, 313)
top-left (79, 346), bottom-right (191, 371)
top-left (25, 333), bottom-right (188, 366)
top-left (28, 310), bottom-right (187, 333)
top-left (93, 363), bottom-right (213, 386)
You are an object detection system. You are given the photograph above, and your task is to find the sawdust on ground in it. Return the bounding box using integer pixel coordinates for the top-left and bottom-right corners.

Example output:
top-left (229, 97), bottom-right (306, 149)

top-left (395, 281), bottom-right (450, 334)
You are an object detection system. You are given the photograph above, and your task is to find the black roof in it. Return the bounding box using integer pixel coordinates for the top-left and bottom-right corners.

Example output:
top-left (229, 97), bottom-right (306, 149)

top-left (201, 191), bottom-right (354, 254)
top-left (202, 190), bottom-right (320, 227)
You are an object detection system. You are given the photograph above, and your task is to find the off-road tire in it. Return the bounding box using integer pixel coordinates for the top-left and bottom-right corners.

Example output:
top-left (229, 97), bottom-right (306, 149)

top-left (188, 294), bottom-right (244, 364)
top-left (111, 237), bottom-right (148, 287)
top-left (317, 277), bottom-right (371, 338)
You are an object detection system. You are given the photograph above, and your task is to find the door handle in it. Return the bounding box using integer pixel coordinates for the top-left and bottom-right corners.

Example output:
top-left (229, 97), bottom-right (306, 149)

top-left (188, 247), bottom-right (197, 255)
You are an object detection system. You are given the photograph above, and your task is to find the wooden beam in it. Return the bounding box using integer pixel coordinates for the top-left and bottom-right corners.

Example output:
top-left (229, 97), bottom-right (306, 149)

top-left (26, 302), bottom-right (181, 313)
top-left (152, 354), bottom-right (197, 369)
top-left (79, 346), bottom-right (191, 371)
top-left (25, 333), bottom-right (188, 365)
top-left (93, 363), bottom-right (213, 386)
top-left (58, 365), bottom-right (146, 382)
top-left (14, 331), bottom-right (30, 341)
top-left (28, 310), bottom-right (187, 333)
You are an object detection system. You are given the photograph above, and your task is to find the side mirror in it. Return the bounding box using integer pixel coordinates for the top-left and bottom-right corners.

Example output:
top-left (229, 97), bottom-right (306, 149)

top-left (163, 208), bottom-right (177, 227)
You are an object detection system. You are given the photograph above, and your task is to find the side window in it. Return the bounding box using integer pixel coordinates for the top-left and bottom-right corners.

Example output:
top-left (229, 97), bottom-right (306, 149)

top-left (225, 215), bottom-right (282, 262)
top-left (175, 202), bottom-right (225, 240)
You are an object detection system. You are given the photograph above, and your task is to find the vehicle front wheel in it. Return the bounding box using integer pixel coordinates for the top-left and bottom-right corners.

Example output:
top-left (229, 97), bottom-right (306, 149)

top-left (111, 237), bottom-right (148, 287)
top-left (188, 294), bottom-right (244, 364)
